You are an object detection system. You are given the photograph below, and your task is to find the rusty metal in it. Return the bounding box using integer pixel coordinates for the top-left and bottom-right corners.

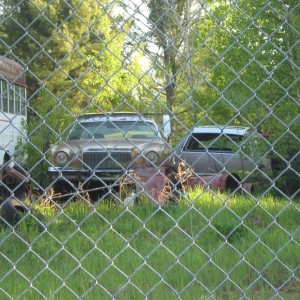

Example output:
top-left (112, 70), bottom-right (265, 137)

top-left (0, 152), bottom-right (30, 200)
top-left (131, 163), bottom-right (254, 204)
top-left (2, 165), bottom-right (29, 184)
top-left (133, 166), bottom-right (169, 204)
top-left (0, 56), bottom-right (26, 87)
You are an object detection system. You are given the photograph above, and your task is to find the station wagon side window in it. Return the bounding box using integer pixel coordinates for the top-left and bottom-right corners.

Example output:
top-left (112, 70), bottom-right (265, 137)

top-left (184, 133), bottom-right (242, 152)
top-left (185, 134), bottom-right (205, 150)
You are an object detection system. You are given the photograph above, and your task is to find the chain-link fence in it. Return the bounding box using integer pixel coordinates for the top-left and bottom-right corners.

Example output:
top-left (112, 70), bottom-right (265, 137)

top-left (1, 0), bottom-right (300, 299)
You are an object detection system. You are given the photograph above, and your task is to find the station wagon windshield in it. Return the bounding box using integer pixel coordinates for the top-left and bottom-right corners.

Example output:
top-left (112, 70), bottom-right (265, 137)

top-left (67, 121), bottom-right (158, 140)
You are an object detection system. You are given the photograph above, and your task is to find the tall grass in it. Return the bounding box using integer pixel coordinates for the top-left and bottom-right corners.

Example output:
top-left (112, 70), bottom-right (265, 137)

top-left (1, 189), bottom-right (299, 299)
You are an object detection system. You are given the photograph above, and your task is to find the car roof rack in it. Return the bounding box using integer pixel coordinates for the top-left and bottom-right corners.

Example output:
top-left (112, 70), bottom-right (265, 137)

top-left (192, 125), bottom-right (249, 135)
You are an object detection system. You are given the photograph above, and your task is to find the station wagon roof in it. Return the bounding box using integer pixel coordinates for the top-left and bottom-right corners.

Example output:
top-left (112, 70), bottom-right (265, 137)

top-left (191, 126), bottom-right (249, 136)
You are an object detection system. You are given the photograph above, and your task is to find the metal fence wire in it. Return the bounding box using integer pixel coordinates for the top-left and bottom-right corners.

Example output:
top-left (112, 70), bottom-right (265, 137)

top-left (0, 0), bottom-right (300, 299)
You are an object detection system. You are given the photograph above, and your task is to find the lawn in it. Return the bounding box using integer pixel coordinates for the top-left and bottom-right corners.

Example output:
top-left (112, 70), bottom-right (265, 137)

top-left (1, 189), bottom-right (300, 299)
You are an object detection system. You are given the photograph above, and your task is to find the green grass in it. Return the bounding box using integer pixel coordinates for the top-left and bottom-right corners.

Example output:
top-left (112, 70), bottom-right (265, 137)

top-left (1, 190), bottom-right (300, 299)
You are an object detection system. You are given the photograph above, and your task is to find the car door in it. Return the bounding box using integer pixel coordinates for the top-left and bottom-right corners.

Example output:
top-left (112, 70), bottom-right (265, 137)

top-left (177, 133), bottom-right (224, 174)
top-left (219, 134), bottom-right (256, 176)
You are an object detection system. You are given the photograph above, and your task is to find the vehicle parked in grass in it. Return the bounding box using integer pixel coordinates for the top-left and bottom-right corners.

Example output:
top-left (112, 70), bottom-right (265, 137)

top-left (173, 125), bottom-right (258, 179)
top-left (0, 56), bottom-right (27, 165)
top-left (48, 112), bottom-right (172, 194)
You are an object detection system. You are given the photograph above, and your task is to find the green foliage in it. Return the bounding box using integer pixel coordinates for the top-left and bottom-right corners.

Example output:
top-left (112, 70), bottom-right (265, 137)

top-left (188, 0), bottom-right (300, 131)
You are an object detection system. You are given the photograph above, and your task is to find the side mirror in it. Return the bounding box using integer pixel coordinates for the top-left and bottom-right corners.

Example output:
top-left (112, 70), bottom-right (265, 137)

top-left (162, 114), bottom-right (171, 140)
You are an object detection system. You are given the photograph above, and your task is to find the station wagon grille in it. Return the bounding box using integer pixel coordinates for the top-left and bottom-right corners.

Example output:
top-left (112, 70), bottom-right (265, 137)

top-left (83, 151), bottom-right (131, 169)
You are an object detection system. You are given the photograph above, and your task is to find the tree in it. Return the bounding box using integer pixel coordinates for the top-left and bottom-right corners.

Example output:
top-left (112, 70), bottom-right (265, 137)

top-left (144, 1), bottom-right (189, 109)
top-left (0, 0), bottom-right (144, 185)
top-left (188, 0), bottom-right (299, 130)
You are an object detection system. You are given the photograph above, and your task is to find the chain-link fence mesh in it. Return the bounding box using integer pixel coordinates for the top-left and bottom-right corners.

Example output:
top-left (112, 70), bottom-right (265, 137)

top-left (0, 0), bottom-right (299, 299)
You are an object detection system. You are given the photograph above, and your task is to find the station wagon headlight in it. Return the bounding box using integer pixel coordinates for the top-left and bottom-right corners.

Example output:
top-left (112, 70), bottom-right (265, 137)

top-left (146, 151), bottom-right (159, 164)
top-left (55, 151), bottom-right (68, 165)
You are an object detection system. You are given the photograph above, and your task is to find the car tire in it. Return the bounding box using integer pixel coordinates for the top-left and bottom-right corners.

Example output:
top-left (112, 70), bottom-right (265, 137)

top-left (0, 198), bottom-right (26, 226)
top-left (0, 198), bottom-right (45, 229)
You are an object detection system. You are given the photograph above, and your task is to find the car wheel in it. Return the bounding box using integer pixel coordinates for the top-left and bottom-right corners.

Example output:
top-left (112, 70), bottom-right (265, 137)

top-left (0, 198), bottom-right (44, 229)
top-left (0, 198), bottom-right (22, 226)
